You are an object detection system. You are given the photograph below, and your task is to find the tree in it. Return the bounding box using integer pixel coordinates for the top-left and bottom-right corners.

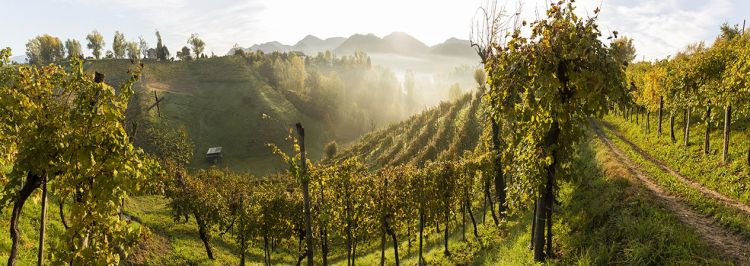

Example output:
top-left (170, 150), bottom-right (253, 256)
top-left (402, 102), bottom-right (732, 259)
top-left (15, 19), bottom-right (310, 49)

top-left (155, 30), bottom-right (170, 60)
top-left (168, 169), bottom-right (231, 260)
top-left (177, 46), bottom-right (192, 61)
top-left (471, 0), bottom-right (511, 222)
top-left (86, 30), bottom-right (105, 59)
top-left (112, 31), bottom-right (127, 59)
top-left (65, 39), bottom-right (83, 59)
top-left (324, 141), bottom-right (338, 160)
top-left (188, 33), bottom-right (205, 59)
top-left (485, 1), bottom-right (626, 261)
top-left (270, 124), bottom-right (314, 266)
top-left (146, 48), bottom-right (158, 60)
top-left (611, 37), bottom-right (637, 66)
top-left (474, 68), bottom-right (486, 93)
top-left (0, 56), bottom-right (160, 265)
top-left (25, 34), bottom-right (64, 65)
top-left (126, 41), bottom-right (140, 60)
top-left (139, 36), bottom-right (149, 59)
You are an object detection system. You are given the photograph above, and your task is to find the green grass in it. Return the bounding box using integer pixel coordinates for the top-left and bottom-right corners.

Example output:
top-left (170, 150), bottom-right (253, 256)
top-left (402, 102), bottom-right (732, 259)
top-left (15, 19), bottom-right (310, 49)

top-left (553, 134), bottom-right (729, 265)
top-left (85, 58), bottom-right (344, 175)
top-left (599, 118), bottom-right (750, 238)
top-left (603, 114), bottom-right (750, 205)
top-left (1, 135), bottom-right (731, 265)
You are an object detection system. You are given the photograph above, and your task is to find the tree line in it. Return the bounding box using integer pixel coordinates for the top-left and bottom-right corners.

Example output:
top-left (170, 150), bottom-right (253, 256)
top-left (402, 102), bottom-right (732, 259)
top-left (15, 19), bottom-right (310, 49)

top-left (24, 30), bottom-right (208, 65)
top-left (619, 23), bottom-right (750, 166)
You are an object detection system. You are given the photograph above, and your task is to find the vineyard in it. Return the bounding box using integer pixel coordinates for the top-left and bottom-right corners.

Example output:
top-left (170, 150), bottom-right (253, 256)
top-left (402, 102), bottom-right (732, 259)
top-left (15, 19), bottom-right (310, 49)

top-left (2, 0), bottom-right (750, 265)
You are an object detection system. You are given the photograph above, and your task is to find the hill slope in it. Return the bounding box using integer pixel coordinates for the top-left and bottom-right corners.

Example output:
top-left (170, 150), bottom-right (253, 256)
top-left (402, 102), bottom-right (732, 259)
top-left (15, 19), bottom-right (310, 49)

top-left (86, 57), bottom-right (393, 174)
top-left (336, 91), bottom-right (485, 167)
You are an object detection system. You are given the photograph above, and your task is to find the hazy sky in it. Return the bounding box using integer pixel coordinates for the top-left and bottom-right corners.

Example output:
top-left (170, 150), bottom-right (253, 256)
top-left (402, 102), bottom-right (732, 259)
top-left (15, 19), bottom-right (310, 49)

top-left (1, 0), bottom-right (747, 60)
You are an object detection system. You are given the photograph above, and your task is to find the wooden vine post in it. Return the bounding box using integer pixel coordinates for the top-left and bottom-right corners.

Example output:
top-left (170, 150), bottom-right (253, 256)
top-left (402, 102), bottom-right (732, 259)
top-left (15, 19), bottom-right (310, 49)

top-left (295, 122), bottom-right (314, 266)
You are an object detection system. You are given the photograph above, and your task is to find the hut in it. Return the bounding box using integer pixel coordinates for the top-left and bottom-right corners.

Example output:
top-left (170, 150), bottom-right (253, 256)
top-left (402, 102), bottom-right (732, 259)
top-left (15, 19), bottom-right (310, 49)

top-left (206, 147), bottom-right (223, 164)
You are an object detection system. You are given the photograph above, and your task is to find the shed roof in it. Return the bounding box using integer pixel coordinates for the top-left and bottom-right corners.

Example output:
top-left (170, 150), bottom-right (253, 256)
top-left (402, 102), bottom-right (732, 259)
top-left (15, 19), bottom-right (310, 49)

top-left (207, 147), bottom-right (223, 155)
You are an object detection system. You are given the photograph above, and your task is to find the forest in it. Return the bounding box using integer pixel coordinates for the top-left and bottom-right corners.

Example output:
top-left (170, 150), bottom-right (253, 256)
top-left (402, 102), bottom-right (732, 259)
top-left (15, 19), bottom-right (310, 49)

top-left (2, 0), bottom-right (750, 265)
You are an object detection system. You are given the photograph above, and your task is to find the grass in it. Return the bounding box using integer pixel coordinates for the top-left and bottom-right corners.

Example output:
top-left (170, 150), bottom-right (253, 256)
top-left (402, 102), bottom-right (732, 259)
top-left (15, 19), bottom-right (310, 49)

top-left (603, 114), bottom-right (750, 205)
top-left (1, 127), bottom-right (732, 265)
top-left (554, 134), bottom-right (729, 265)
top-left (85, 58), bottom-right (340, 175)
top-left (599, 117), bottom-right (750, 238)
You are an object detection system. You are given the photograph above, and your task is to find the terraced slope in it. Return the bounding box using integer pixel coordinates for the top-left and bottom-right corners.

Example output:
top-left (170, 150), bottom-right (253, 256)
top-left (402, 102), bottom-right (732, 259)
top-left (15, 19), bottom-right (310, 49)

top-left (336, 92), bottom-right (484, 168)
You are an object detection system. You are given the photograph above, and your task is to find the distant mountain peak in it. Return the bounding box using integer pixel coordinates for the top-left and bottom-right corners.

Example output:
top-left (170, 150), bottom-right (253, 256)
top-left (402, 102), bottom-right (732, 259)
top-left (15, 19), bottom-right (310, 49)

top-left (227, 32), bottom-right (478, 59)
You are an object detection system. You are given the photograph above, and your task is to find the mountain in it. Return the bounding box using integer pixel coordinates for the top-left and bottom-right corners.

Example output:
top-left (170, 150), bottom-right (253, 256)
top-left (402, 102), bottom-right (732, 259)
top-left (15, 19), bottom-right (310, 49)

top-left (249, 41), bottom-right (294, 53)
top-left (334, 32), bottom-right (428, 55)
top-left (429, 38), bottom-right (476, 58)
top-left (292, 35), bottom-right (346, 54)
top-left (10, 55), bottom-right (27, 64)
top-left (382, 32), bottom-right (429, 55)
top-left (333, 33), bottom-right (388, 54)
top-left (228, 32), bottom-right (478, 60)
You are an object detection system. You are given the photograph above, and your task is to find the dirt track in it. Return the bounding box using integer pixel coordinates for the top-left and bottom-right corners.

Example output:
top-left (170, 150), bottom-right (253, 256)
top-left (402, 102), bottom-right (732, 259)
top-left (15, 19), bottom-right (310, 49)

top-left (600, 121), bottom-right (750, 216)
top-left (592, 122), bottom-right (750, 264)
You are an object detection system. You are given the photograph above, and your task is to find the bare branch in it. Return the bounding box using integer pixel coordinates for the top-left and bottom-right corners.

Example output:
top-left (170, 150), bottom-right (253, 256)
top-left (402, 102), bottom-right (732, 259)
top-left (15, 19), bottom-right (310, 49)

top-left (470, 0), bottom-right (523, 64)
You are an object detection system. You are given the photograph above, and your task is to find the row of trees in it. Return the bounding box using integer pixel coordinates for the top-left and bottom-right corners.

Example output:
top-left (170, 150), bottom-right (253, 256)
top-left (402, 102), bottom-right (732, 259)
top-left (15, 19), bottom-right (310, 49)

top-left (621, 23), bottom-right (750, 165)
top-left (0, 50), bottom-right (162, 265)
top-left (164, 132), bottom-right (500, 265)
top-left (25, 30), bottom-right (207, 65)
top-left (233, 49), bottom-right (408, 138)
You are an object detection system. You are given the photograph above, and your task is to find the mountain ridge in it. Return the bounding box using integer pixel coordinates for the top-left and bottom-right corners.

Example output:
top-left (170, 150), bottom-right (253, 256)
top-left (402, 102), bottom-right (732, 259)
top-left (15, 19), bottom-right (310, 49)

top-left (227, 32), bottom-right (477, 59)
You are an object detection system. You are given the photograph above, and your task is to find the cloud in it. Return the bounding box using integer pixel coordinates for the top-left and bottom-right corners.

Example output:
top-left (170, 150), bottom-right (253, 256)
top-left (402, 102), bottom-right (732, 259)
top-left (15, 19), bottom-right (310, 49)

top-left (55, 0), bottom-right (266, 55)
top-left (595, 0), bottom-right (732, 60)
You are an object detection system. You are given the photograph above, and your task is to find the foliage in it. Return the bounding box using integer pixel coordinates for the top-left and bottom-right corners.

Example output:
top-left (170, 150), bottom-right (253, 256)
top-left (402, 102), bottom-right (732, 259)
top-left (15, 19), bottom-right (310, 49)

top-left (155, 30), bottom-right (170, 61)
top-left (138, 36), bottom-right (149, 59)
top-left (0, 53), bottom-right (160, 264)
top-left (65, 39), bottom-right (83, 59)
top-left (112, 31), bottom-right (127, 59)
top-left (26, 34), bottom-right (64, 65)
top-left (188, 33), bottom-right (205, 59)
top-left (86, 30), bottom-right (105, 60)
top-left (176, 46), bottom-right (192, 61)
top-left (126, 41), bottom-right (140, 61)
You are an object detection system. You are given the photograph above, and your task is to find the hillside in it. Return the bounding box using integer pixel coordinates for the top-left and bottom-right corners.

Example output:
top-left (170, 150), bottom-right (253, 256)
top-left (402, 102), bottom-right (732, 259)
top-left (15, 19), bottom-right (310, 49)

top-left (85, 54), bottom-right (409, 174)
top-left (85, 57), bottom-right (330, 174)
top-left (336, 91), bottom-right (485, 167)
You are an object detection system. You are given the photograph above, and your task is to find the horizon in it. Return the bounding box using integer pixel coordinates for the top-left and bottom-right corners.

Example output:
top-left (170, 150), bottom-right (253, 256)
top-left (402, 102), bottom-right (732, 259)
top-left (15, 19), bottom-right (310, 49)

top-left (2, 0), bottom-right (748, 61)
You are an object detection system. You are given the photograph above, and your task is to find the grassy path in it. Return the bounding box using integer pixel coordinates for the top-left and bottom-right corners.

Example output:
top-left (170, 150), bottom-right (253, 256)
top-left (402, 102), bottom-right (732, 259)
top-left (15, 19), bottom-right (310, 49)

top-left (600, 121), bottom-right (750, 216)
top-left (593, 121), bottom-right (750, 264)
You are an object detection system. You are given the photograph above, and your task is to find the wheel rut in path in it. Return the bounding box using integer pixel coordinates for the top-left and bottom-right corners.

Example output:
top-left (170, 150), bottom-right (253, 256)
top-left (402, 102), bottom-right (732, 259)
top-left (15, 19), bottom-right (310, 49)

top-left (600, 121), bottom-right (750, 216)
top-left (592, 122), bottom-right (750, 264)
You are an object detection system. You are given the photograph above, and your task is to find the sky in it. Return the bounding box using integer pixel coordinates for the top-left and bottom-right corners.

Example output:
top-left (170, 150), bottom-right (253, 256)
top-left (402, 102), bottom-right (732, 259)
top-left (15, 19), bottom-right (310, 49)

top-left (1, 0), bottom-right (748, 61)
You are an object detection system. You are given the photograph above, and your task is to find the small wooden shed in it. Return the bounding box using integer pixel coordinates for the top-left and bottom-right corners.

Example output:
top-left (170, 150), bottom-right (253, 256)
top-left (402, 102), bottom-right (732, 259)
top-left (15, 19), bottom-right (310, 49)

top-left (206, 147), bottom-right (223, 165)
